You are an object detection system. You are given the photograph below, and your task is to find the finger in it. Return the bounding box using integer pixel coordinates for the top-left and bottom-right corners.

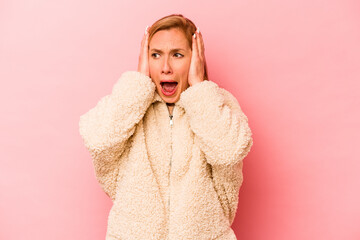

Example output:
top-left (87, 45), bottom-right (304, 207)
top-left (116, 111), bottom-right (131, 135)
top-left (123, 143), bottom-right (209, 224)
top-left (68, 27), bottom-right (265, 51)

top-left (141, 30), bottom-right (146, 46)
top-left (196, 31), bottom-right (204, 60)
top-left (196, 31), bottom-right (201, 59)
top-left (145, 25), bottom-right (149, 47)
top-left (196, 29), bottom-right (206, 79)
top-left (141, 26), bottom-right (148, 51)
top-left (198, 31), bottom-right (205, 58)
top-left (144, 32), bottom-right (149, 55)
top-left (192, 32), bottom-right (199, 58)
top-left (140, 36), bottom-right (146, 61)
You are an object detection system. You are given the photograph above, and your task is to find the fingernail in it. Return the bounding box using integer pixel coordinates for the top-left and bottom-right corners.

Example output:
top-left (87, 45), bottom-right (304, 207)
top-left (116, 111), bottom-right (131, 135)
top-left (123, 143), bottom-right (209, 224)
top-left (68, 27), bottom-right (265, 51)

top-left (197, 28), bottom-right (200, 33)
top-left (193, 33), bottom-right (196, 39)
top-left (145, 25), bottom-right (149, 34)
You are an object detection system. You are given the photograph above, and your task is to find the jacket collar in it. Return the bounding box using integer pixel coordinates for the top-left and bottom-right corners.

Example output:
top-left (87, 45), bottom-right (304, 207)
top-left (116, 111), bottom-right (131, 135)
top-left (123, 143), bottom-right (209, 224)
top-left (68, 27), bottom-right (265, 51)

top-left (152, 90), bottom-right (164, 104)
top-left (151, 90), bottom-right (183, 108)
top-left (151, 90), bottom-right (188, 118)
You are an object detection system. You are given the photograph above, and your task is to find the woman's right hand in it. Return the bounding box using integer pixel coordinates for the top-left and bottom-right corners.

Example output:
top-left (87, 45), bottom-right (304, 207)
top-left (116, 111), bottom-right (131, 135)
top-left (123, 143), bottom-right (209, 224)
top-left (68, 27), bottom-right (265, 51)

top-left (137, 26), bottom-right (150, 77)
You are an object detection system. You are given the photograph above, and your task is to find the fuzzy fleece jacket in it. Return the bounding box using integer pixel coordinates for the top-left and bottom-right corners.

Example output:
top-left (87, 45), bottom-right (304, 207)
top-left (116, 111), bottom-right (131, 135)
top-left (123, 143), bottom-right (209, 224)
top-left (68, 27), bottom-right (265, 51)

top-left (79, 71), bottom-right (253, 240)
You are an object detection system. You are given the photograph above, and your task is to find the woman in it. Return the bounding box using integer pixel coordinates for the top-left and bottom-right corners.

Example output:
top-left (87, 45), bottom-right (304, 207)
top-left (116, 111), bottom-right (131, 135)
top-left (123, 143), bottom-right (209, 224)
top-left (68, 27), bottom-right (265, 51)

top-left (79, 14), bottom-right (253, 240)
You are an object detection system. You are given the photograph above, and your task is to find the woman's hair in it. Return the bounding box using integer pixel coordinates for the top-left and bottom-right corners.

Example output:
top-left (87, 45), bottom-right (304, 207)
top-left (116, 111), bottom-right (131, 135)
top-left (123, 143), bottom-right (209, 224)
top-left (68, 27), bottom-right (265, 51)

top-left (148, 14), bottom-right (209, 81)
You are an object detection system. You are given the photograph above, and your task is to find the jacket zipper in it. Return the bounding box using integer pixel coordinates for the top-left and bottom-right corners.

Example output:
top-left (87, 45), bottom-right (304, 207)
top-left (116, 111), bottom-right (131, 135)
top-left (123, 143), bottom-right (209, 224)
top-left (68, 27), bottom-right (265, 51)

top-left (167, 110), bottom-right (174, 239)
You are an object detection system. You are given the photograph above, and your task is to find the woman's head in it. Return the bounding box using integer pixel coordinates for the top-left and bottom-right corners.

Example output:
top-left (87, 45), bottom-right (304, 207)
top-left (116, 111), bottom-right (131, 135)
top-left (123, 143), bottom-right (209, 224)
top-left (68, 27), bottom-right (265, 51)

top-left (147, 14), bottom-right (208, 104)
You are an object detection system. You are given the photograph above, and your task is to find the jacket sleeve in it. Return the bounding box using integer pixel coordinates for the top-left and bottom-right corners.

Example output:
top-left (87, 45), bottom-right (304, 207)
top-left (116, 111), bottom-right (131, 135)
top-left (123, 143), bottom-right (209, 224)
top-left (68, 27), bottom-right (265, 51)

top-left (177, 80), bottom-right (253, 167)
top-left (79, 71), bottom-right (155, 201)
top-left (177, 79), bottom-right (253, 224)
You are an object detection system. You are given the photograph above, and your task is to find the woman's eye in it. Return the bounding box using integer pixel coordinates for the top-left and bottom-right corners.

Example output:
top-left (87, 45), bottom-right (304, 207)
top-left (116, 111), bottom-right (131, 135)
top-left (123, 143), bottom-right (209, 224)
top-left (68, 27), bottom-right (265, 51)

top-left (151, 53), bottom-right (183, 58)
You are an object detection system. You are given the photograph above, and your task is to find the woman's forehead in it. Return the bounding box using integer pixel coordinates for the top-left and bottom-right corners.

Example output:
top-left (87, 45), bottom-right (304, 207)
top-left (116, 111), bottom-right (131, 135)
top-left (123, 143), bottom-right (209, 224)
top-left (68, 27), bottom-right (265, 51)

top-left (150, 29), bottom-right (190, 50)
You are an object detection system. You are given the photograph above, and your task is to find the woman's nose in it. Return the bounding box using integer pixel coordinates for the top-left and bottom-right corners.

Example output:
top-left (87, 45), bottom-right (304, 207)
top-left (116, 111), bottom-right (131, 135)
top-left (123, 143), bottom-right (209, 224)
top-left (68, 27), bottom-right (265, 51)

top-left (161, 57), bottom-right (172, 74)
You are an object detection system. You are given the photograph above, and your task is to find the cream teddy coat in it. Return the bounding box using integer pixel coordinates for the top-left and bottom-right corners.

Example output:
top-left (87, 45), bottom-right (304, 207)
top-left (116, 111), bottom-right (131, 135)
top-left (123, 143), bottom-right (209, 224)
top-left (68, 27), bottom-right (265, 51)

top-left (79, 71), bottom-right (253, 240)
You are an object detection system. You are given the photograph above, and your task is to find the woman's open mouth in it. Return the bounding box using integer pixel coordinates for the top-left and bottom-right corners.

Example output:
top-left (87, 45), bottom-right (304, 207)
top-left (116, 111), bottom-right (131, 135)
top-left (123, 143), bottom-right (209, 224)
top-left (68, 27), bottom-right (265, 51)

top-left (160, 81), bottom-right (178, 96)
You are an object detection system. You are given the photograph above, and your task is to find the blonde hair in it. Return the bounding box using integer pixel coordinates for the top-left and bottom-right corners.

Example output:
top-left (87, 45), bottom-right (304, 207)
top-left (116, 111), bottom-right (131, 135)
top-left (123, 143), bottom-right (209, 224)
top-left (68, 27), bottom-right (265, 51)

top-left (148, 14), bottom-right (209, 81)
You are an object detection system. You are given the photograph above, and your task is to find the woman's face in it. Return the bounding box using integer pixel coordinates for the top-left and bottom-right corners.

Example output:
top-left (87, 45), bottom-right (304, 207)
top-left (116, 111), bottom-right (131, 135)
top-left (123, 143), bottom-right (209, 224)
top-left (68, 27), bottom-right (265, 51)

top-left (149, 28), bottom-right (192, 104)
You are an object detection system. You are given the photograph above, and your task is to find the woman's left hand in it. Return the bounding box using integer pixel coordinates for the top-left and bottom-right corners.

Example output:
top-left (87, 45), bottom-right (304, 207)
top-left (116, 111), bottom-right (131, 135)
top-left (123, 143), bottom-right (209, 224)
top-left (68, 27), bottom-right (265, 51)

top-left (188, 29), bottom-right (206, 87)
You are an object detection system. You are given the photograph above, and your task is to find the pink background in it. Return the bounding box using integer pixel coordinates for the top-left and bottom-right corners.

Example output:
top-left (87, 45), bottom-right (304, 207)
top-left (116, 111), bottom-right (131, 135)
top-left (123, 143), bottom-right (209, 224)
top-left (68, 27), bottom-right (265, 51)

top-left (1, 0), bottom-right (359, 239)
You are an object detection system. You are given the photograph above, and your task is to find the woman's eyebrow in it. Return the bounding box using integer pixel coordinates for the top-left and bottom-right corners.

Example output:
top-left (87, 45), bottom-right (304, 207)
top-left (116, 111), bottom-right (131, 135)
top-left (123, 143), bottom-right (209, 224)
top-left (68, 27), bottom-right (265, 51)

top-left (150, 48), bottom-right (186, 53)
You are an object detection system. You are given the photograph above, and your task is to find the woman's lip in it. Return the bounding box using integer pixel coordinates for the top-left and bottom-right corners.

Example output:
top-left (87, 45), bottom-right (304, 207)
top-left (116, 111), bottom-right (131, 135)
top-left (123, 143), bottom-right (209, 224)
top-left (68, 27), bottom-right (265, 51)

top-left (161, 82), bottom-right (178, 96)
top-left (160, 80), bottom-right (177, 83)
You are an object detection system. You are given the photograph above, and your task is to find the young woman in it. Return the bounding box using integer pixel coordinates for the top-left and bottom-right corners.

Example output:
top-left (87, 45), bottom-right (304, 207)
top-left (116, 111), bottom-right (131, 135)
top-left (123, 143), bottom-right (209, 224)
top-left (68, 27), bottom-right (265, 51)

top-left (79, 14), bottom-right (253, 240)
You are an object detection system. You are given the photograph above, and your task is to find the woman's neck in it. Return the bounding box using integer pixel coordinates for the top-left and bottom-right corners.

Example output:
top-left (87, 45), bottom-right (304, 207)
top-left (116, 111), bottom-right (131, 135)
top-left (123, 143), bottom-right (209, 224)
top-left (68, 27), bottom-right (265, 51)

top-left (166, 103), bottom-right (175, 115)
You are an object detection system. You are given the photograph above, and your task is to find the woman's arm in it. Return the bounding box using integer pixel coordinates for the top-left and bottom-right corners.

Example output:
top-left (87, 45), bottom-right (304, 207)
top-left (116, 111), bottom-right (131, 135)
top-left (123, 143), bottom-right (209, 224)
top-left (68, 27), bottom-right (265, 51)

top-left (178, 80), bottom-right (253, 167)
top-left (177, 80), bottom-right (253, 224)
top-left (79, 71), bottom-right (155, 201)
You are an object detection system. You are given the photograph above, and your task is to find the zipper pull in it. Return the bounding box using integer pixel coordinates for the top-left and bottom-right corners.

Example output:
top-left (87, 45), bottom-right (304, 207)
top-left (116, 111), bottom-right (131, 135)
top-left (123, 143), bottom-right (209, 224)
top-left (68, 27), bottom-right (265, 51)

top-left (169, 115), bottom-right (173, 126)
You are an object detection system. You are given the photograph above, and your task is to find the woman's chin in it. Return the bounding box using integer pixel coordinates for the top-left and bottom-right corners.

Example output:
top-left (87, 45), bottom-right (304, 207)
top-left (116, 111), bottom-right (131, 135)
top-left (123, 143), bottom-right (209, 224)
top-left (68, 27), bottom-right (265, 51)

top-left (163, 93), bottom-right (180, 104)
top-left (162, 94), bottom-right (179, 104)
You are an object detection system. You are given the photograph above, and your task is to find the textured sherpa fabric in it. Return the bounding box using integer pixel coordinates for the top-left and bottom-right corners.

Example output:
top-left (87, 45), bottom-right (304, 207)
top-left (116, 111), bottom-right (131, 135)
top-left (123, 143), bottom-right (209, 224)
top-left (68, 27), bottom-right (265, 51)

top-left (79, 71), bottom-right (253, 240)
